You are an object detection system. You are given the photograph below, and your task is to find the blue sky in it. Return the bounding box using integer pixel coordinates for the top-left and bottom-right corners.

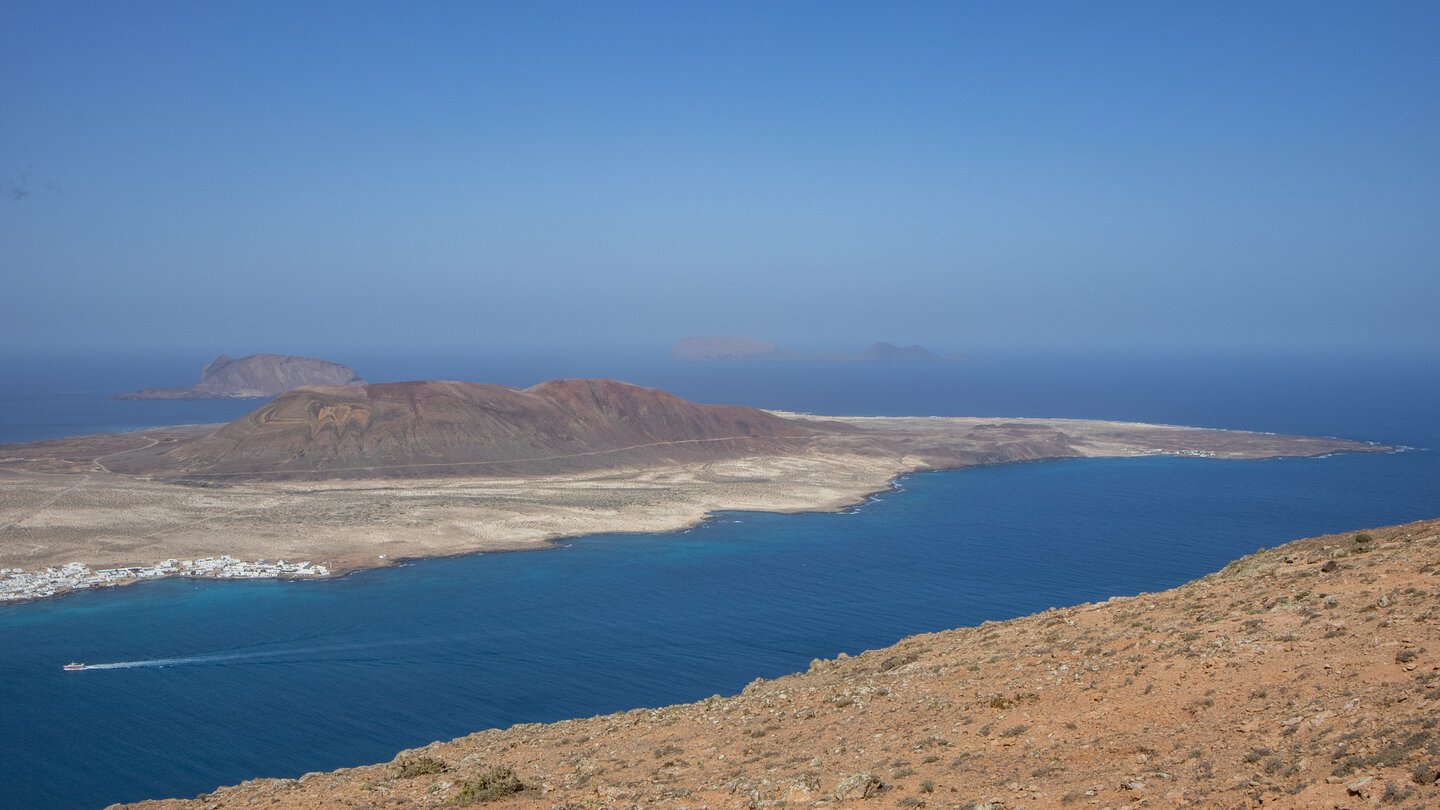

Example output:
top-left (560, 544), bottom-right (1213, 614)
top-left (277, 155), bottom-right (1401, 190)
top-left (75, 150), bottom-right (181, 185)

top-left (3, 1), bottom-right (1437, 356)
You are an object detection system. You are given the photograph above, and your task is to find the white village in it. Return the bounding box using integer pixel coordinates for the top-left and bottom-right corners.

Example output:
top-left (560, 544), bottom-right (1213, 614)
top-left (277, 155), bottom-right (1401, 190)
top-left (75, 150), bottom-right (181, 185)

top-left (1, 556), bottom-right (331, 602)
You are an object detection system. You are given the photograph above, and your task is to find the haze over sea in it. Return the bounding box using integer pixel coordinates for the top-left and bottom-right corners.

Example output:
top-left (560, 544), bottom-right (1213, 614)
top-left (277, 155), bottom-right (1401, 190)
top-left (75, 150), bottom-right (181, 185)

top-left (1, 348), bottom-right (1436, 810)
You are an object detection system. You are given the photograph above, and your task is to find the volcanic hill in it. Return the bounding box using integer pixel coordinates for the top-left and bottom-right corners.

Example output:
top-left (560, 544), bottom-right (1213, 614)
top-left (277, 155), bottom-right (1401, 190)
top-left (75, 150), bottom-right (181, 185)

top-left (116, 353), bottom-right (366, 400)
top-left (102, 379), bottom-right (838, 480)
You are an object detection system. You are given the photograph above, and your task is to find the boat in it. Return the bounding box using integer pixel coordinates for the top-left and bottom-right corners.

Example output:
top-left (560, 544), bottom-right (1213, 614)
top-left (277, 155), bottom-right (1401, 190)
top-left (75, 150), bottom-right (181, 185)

top-left (63, 662), bottom-right (86, 671)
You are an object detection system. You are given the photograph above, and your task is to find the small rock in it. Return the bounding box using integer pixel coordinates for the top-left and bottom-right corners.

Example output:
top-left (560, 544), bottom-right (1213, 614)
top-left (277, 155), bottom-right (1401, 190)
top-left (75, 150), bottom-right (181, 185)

top-left (834, 771), bottom-right (882, 800)
top-left (1320, 560), bottom-right (1339, 573)
top-left (1346, 775), bottom-right (1374, 796)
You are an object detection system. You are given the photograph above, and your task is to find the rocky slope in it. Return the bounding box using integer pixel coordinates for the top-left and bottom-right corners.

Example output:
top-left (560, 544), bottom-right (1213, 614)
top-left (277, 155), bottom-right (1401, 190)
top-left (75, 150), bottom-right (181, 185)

top-left (101, 379), bottom-right (839, 480)
top-left (117, 517), bottom-right (1440, 810)
top-left (115, 353), bottom-right (365, 400)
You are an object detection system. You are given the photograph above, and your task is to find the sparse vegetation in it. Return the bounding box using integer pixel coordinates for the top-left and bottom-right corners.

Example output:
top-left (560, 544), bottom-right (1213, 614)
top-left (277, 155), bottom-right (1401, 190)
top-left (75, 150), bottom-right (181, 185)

top-left (880, 652), bottom-right (920, 671)
top-left (1381, 782), bottom-right (1413, 803)
top-left (454, 766), bottom-right (528, 804)
top-left (1413, 761), bottom-right (1440, 785)
top-left (987, 692), bottom-right (1038, 710)
top-left (395, 756), bottom-right (448, 778)
top-left (1243, 747), bottom-right (1273, 764)
top-left (1032, 765), bottom-right (1062, 778)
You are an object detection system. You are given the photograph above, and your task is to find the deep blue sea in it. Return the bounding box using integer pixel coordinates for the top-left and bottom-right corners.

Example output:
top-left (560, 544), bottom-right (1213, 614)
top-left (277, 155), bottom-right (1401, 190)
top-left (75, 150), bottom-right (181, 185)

top-left (1, 348), bottom-right (1436, 809)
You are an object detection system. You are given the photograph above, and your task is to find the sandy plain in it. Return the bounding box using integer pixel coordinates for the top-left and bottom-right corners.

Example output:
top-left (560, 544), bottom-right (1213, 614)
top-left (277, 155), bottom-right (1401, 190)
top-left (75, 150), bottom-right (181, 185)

top-left (0, 414), bottom-right (1384, 587)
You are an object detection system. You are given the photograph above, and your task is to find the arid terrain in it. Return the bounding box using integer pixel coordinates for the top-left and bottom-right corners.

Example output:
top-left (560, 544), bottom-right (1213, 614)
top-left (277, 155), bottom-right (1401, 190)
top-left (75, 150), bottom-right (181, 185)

top-left (0, 380), bottom-right (1384, 584)
top-left (117, 517), bottom-right (1440, 810)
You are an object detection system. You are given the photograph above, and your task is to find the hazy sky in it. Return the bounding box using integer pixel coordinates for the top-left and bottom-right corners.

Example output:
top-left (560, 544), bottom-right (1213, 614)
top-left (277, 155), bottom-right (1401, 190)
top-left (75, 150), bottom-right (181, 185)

top-left (3, 1), bottom-right (1437, 356)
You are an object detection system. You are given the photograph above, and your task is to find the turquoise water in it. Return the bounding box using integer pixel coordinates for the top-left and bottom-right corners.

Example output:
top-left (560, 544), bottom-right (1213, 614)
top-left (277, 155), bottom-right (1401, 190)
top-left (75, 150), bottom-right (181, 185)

top-left (1, 350), bottom-right (1436, 808)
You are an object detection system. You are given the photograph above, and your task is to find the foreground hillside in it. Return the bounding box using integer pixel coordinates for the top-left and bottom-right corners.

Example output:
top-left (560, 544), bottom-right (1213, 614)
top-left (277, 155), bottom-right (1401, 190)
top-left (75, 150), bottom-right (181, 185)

top-left (121, 518), bottom-right (1440, 810)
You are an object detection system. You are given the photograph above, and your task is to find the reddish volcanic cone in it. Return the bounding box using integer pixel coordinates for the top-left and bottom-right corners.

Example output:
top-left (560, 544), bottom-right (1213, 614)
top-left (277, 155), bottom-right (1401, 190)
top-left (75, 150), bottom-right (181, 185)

top-left (103, 379), bottom-right (839, 480)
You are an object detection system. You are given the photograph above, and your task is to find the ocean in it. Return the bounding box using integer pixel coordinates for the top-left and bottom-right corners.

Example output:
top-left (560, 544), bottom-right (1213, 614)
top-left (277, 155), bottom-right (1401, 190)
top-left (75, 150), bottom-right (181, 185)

top-left (1, 348), bottom-right (1436, 809)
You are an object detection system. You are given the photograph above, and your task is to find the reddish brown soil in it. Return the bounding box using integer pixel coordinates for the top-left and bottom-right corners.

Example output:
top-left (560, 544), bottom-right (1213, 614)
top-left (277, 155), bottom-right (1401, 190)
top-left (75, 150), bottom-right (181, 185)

top-left (118, 518), bottom-right (1440, 810)
top-left (100, 379), bottom-right (836, 480)
top-left (62, 378), bottom-right (1383, 483)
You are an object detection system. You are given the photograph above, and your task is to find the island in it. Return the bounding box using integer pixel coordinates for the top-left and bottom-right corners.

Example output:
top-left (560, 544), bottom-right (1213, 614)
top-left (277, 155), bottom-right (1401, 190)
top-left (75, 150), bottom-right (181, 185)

top-left (671, 336), bottom-right (800, 361)
top-left (114, 353), bottom-right (366, 400)
top-left (0, 378), bottom-right (1386, 603)
top-left (672, 337), bottom-right (955, 362)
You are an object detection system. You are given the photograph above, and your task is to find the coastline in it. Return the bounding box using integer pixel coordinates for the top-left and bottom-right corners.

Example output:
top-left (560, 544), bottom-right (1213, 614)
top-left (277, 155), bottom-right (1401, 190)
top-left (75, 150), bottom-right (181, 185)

top-left (2, 556), bottom-right (331, 604)
top-left (0, 413), bottom-right (1389, 605)
top-left (0, 458), bottom-right (912, 605)
top-left (113, 516), bottom-right (1440, 809)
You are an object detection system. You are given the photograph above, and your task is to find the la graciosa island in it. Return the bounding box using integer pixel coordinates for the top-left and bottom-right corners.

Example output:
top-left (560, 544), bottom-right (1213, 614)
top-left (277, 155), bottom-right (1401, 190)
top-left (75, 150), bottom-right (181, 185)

top-left (0, 378), bottom-right (1386, 604)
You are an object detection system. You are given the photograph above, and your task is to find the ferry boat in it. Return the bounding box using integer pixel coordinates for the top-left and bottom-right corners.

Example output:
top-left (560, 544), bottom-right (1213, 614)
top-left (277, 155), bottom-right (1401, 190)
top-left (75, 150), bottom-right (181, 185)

top-left (63, 662), bottom-right (86, 671)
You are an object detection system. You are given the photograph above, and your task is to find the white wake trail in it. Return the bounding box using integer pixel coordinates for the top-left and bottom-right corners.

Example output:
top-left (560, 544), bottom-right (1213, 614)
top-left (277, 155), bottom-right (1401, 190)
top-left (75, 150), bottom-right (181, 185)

top-left (82, 650), bottom-right (280, 669)
top-left (72, 635), bottom-right (457, 671)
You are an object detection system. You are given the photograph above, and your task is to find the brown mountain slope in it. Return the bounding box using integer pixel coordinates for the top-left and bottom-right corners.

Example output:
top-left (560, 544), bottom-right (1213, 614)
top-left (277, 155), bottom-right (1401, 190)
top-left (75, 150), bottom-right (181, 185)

top-left (102, 379), bottom-right (839, 480)
top-left (116, 518), bottom-right (1440, 810)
